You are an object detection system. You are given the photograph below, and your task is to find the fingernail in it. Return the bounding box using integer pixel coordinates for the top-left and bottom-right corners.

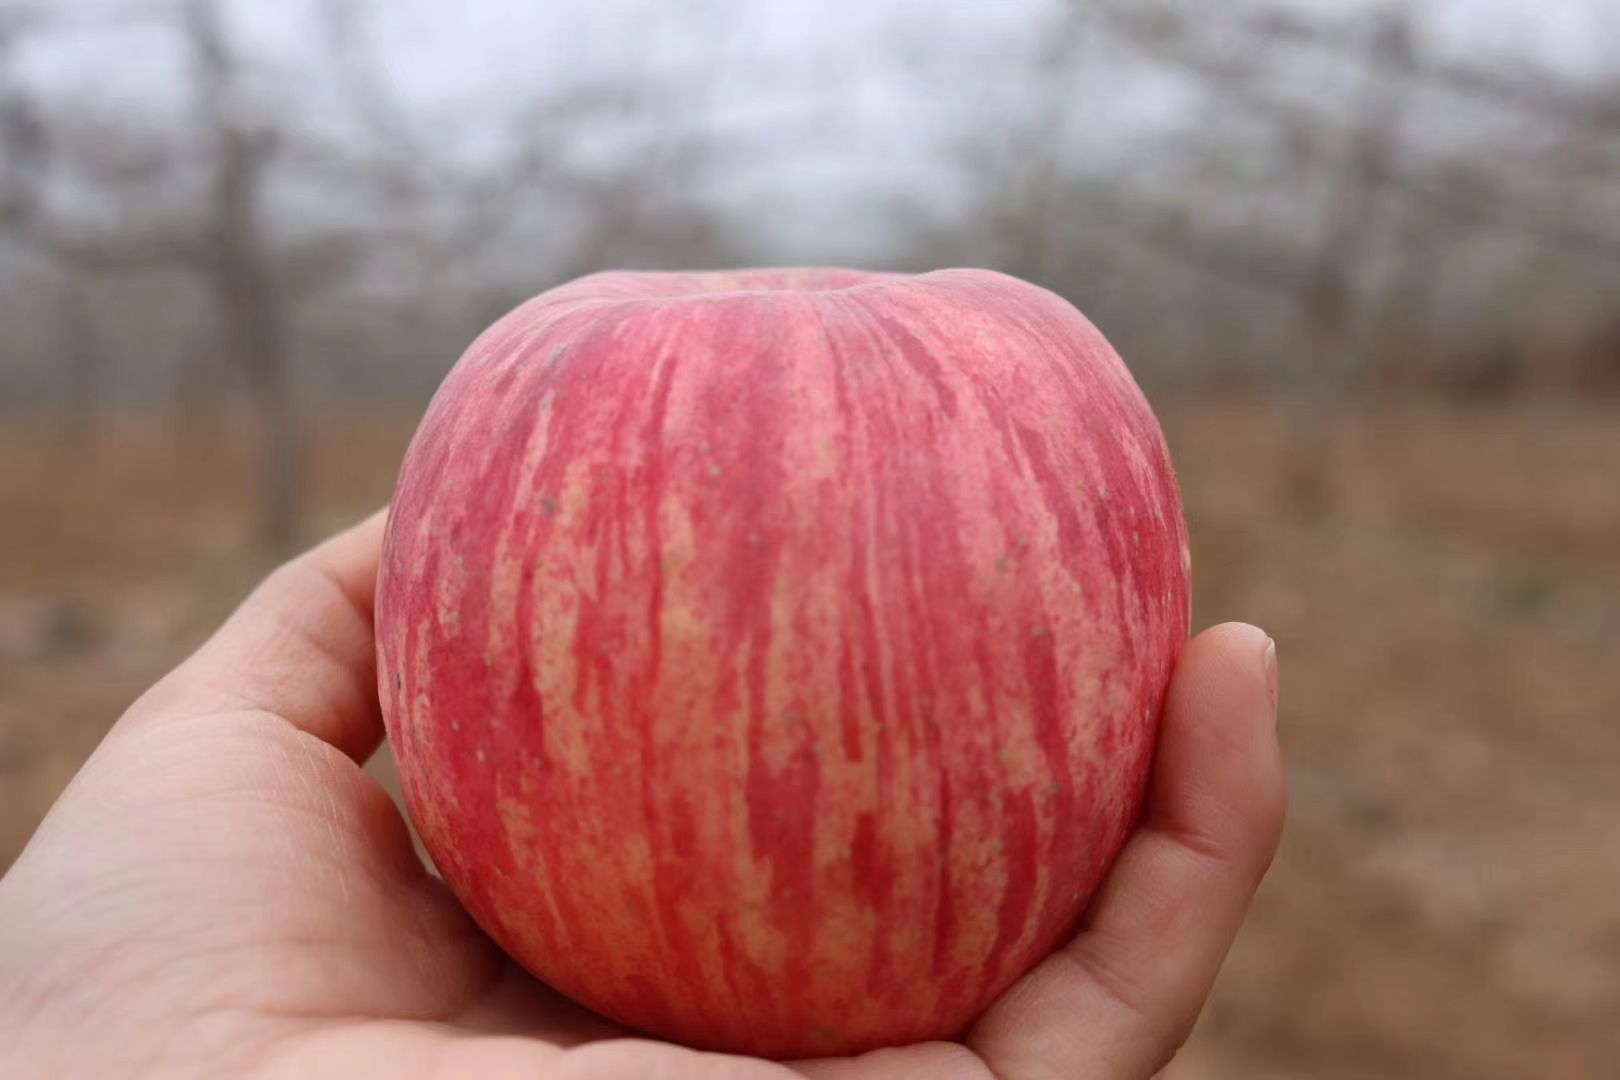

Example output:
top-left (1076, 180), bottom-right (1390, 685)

top-left (1262, 636), bottom-right (1279, 717)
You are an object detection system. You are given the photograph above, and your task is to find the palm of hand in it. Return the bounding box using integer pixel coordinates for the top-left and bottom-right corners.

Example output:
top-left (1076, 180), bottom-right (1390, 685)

top-left (0, 514), bottom-right (1283, 1080)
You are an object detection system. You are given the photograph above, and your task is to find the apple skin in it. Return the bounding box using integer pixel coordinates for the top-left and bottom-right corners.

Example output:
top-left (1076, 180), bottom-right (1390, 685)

top-left (375, 268), bottom-right (1190, 1058)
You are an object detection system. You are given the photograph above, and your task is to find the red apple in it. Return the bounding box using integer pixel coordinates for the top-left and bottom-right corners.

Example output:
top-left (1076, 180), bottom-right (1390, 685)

top-left (375, 267), bottom-right (1190, 1058)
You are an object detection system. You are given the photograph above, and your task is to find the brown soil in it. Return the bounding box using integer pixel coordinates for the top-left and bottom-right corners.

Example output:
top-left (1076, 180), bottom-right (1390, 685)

top-left (2, 402), bottom-right (1616, 1078)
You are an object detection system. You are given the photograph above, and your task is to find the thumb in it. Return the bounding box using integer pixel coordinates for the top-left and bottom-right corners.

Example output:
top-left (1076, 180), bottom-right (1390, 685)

top-left (969, 622), bottom-right (1287, 1079)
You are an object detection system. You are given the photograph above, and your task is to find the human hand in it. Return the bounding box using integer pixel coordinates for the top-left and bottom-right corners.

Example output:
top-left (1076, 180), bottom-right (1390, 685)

top-left (0, 512), bottom-right (1284, 1079)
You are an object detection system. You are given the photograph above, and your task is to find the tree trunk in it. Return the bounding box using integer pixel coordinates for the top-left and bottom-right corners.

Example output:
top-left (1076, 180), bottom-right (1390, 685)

top-left (223, 260), bottom-right (300, 558)
top-left (56, 277), bottom-right (99, 450)
top-left (187, 0), bottom-right (302, 556)
top-left (252, 360), bottom-right (300, 558)
top-left (1281, 13), bottom-right (1413, 517)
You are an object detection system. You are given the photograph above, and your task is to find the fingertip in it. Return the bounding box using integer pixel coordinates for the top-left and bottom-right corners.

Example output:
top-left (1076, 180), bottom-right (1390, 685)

top-left (1164, 621), bottom-right (1278, 745)
top-left (1178, 622), bottom-right (1272, 690)
top-left (303, 506), bottom-right (390, 611)
top-left (119, 509), bottom-right (393, 761)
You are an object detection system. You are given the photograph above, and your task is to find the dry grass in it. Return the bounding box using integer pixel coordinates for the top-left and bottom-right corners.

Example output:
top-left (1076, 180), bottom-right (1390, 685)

top-left (1, 401), bottom-right (1617, 1078)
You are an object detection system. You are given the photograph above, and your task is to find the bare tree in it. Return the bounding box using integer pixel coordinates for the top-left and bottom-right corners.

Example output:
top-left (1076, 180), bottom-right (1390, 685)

top-left (2, 5), bottom-right (113, 446)
top-left (181, 0), bottom-right (301, 553)
top-left (940, 0), bottom-right (1620, 432)
top-left (3, 0), bottom-right (411, 552)
top-left (1276, 10), bottom-right (1415, 514)
top-left (1, 0), bottom-right (302, 549)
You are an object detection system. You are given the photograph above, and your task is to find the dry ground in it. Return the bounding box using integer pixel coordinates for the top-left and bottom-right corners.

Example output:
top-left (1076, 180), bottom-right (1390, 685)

top-left (2, 401), bottom-right (1617, 1078)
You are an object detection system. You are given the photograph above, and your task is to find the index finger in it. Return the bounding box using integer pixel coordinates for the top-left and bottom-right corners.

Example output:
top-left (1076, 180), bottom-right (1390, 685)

top-left (122, 509), bottom-right (390, 762)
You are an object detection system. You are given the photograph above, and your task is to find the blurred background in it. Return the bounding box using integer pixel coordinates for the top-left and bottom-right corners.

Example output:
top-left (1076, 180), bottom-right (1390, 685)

top-left (2, 0), bottom-right (1617, 1075)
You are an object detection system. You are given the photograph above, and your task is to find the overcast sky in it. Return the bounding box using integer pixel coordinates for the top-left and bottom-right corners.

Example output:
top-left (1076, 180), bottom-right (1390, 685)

top-left (19, 0), bottom-right (1614, 123)
top-left (9, 0), bottom-right (1616, 259)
